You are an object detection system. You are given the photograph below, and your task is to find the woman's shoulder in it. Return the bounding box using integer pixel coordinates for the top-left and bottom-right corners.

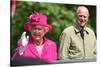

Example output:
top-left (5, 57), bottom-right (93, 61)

top-left (45, 38), bottom-right (57, 46)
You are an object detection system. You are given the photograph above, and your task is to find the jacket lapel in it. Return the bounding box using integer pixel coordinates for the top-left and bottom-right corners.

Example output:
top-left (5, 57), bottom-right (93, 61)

top-left (28, 36), bottom-right (49, 58)
top-left (28, 36), bottom-right (39, 57)
top-left (41, 38), bottom-right (48, 57)
top-left (28, 43), bottom-right (39, 57)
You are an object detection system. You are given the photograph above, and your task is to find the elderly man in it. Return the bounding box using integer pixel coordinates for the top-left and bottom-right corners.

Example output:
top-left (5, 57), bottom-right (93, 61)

top-left (58, 6), bottom-right (96, 60)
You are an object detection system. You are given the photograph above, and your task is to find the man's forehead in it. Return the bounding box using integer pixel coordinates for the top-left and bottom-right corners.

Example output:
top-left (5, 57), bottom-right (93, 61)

top-left (78, 11), bottom-right (88, 15)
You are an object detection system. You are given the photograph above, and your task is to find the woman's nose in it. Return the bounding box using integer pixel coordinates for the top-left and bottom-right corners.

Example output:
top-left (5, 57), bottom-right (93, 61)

top-left (34, 29), bottom-right (40, 34)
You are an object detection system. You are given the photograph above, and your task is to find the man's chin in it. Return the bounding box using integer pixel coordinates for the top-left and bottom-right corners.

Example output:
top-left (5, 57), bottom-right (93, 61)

top-left (80, 23), bottom-right (86, 27)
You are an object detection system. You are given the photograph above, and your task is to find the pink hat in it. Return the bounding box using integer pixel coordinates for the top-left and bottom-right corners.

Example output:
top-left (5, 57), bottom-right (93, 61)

top-left (24, 12), bottom-right (52, 32)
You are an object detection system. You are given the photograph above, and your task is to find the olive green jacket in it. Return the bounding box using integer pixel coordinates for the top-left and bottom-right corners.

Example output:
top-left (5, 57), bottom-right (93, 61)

top-left (58, 25), bottom-right (96, 60)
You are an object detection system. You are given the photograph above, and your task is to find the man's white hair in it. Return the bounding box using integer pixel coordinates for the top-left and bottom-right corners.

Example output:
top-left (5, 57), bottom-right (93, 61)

top-left (76, 6), bottom-right (89, 16)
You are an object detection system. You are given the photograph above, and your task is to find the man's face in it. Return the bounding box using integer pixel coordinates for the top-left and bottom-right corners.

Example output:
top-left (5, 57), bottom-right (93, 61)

top-left (30, 25), bottom-right (46, 41)
top-left (76, 9), bottom-right (89, 27)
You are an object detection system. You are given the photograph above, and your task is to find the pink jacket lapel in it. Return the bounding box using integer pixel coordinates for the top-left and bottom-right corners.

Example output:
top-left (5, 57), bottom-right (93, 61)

top-left (41, 39), bottom-right (49, 57)
top-left (28, 37), bottom-right (39, 57)
top-left (28, 36), bottom-right (48, 58)
top-left (28, 44), bottom-right (39, 57)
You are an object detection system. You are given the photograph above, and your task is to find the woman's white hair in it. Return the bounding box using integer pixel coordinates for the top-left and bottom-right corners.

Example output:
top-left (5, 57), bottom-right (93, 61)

top-left (44, 27), bottom-right (49, 32)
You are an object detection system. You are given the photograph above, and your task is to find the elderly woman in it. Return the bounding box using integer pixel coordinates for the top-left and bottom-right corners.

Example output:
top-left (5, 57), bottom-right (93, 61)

top-left (12, 12), bottom-right (57, 62)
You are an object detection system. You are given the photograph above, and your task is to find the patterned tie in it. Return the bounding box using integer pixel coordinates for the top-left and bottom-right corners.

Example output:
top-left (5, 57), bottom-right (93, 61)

top-left (80, 28), bottom-right (84, 39)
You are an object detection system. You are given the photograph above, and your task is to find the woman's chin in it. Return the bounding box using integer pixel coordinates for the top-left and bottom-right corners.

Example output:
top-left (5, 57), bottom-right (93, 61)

top-left (34, 37), bottom-right (41, 41)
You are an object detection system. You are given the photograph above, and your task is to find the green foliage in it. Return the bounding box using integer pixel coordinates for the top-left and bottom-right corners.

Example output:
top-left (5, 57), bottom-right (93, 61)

top-left (11, 1), bottom-right (96, 56)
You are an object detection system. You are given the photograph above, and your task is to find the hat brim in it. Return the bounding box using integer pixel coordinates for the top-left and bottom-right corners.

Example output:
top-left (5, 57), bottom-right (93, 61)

top-left (24, 22), bottom-right (52, 32)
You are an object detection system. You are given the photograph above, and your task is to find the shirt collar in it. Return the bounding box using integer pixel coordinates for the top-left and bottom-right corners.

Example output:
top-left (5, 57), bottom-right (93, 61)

top-left (74, 23), bottom-right (89, 34)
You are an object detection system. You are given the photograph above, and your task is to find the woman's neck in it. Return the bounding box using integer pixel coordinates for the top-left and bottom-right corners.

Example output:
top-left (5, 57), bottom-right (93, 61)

top-left (34, 39), bottom-right (43, 46)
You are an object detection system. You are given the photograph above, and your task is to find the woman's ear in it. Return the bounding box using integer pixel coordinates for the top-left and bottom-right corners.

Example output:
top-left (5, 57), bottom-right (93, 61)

top-left (44, 27), bottom-right (49, 33)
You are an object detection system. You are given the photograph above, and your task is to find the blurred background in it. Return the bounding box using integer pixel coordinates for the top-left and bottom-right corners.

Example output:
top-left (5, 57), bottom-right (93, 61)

top-left (11, 1), bottom-right (96, 57)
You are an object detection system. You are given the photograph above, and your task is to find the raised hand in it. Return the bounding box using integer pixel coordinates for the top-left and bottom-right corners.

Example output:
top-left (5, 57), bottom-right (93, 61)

top-left (19, 32), bottom-right (29, 55)
top-left (20, 32), bottom-right (29, 47)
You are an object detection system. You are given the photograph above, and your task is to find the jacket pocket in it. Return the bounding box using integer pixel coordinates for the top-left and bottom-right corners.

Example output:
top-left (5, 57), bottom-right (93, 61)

top-left (68, 44), bottom-right (81, 59)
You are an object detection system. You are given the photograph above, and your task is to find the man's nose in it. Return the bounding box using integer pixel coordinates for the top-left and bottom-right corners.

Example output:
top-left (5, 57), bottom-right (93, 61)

top-left (81, 16), bottom-right (85, 19)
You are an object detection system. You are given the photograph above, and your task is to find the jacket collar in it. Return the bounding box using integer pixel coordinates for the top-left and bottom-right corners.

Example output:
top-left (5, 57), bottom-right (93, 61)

top-left (74, 23), bottom-right (89, 34)
top-left (28, 36), bottom-right (49, 58)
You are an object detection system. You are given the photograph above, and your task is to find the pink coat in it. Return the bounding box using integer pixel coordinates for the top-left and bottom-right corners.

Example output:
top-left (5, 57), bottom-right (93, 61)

top-left (12, 36), bottom-right (57, 62)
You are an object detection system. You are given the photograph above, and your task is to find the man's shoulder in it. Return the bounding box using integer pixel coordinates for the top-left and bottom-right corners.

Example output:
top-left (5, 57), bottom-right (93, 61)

top-left (85, 27), bottom-right (95, 33)
top-left (63, 26), bottom-right (74, 33)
